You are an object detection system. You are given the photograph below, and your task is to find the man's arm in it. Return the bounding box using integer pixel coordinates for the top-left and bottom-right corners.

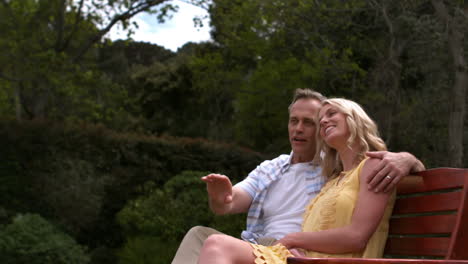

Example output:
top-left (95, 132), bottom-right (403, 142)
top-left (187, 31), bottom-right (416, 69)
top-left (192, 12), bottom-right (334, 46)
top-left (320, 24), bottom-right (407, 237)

top-left (365, 151), bottom-right (426, 193)
top-left (201, 174), bottom-right (253, 215)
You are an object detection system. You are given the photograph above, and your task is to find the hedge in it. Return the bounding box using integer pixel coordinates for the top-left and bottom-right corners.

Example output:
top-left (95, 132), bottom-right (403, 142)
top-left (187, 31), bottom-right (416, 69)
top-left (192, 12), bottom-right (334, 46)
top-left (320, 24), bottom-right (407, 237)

top-left (0, 119), bottom-right (266, 263)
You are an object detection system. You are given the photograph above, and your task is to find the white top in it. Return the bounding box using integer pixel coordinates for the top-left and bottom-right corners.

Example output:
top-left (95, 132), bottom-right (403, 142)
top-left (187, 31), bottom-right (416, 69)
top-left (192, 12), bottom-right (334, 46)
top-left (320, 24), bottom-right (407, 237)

top-left (262, 162), bottom-right (310, 239)
top-left (233, 153), bottom-right (325, 243)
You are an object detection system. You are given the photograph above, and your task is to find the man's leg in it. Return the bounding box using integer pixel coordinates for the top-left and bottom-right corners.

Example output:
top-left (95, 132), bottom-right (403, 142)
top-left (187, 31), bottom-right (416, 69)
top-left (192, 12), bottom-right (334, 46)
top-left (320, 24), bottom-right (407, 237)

top-left (171, 226), bottom-right (223, 264)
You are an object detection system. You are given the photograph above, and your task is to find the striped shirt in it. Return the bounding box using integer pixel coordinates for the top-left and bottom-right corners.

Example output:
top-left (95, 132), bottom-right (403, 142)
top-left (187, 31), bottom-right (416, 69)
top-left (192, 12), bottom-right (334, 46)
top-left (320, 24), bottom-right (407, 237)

top-left (234, 152), bottom-right (325, 243)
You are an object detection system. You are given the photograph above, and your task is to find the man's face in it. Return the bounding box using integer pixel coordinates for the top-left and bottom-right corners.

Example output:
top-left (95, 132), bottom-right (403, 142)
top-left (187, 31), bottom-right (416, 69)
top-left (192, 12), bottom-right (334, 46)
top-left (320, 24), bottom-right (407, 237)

top-left (288, 99), bottom-right (322, 161)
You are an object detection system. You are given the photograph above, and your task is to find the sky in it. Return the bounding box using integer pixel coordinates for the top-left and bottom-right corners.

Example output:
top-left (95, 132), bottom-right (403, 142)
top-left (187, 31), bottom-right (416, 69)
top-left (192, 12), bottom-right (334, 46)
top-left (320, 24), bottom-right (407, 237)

top-left (108, 1), bottom-right (212, 52)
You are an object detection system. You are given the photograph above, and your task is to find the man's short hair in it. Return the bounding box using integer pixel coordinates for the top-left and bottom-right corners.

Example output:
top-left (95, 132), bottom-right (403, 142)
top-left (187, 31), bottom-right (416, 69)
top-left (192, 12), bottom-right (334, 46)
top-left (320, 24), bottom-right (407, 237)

top-left (288, 88), bottom-right (327, 112)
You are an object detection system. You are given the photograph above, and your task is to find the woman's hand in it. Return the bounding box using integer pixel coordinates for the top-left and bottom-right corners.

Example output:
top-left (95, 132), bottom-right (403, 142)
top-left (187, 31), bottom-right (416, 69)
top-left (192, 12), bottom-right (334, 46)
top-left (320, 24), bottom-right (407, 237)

top-left (275, 232), bottom-right (301, 249)
top-left (275, 233), bottom-right (306, 256)
top-left (289, 248), bottom-right (306, 257)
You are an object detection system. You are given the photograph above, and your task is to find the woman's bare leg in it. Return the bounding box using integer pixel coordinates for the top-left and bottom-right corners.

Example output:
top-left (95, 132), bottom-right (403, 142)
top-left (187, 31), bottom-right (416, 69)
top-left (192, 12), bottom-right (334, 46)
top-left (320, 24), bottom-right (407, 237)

top-left (198, 234), bottom-right (256, 264)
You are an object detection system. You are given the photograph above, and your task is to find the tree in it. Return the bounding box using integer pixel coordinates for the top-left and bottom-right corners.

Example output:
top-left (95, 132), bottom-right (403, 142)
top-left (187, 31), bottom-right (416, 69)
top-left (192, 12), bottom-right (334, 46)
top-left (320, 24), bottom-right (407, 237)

top-left (195, 0), bottom-right (466, 166)
top-left (206, 0), bottom-right (370, 152)
top-left (0, 0), bottom-right (179, 121)
top-left (431, 0), bottom-right (467, 167)
top-left (363, 0), bottom-right (466, 166)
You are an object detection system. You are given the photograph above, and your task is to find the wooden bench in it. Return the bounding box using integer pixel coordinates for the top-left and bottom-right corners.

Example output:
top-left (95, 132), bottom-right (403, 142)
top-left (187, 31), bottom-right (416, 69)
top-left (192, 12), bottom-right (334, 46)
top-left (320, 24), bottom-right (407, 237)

top-left (288, 167), bottom-right (468, 264)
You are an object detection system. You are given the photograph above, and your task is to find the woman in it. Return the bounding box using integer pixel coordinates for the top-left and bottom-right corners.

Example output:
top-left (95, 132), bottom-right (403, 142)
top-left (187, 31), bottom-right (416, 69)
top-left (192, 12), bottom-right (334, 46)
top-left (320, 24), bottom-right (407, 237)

top-left (198, 98), bottom-right (396, 264)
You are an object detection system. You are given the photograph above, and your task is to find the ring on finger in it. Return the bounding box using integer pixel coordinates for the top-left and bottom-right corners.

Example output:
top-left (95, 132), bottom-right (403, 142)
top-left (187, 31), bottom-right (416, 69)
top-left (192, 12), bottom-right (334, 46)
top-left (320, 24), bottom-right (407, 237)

top-left (385, 175), bottom-right (392, 180)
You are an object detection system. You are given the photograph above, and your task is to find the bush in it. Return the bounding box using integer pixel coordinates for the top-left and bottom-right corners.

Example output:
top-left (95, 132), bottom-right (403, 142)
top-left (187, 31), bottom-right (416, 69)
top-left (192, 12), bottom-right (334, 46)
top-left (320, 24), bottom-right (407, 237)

top-left (35, 158), bottom-right (111, 235)
top-left (0, 120), bottom-right (264, 262)
top-left (0, 213), bottom-right (90, 264)
top-left (117, 170), bottom-right (246, 263)
top-left (117, 236), bottom-right (178, 264)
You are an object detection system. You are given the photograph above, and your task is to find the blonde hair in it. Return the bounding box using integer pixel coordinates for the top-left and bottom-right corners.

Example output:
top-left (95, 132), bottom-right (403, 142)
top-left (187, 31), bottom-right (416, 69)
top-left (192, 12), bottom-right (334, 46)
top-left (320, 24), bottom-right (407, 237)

top-left (315, 98), bottom-right (387, 179)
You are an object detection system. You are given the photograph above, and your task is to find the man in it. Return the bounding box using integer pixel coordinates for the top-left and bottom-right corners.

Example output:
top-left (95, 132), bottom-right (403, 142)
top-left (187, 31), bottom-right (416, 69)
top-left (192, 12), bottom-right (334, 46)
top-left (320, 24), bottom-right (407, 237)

top-left (171, 89), bottom-right (425, 264)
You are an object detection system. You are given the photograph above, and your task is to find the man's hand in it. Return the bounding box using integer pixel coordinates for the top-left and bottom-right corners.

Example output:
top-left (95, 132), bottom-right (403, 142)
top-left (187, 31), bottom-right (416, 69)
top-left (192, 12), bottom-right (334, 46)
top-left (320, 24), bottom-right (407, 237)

top-left (201, 174), bottom-right (233, 214)
top-left (365, 151), bottom-right (425, 193)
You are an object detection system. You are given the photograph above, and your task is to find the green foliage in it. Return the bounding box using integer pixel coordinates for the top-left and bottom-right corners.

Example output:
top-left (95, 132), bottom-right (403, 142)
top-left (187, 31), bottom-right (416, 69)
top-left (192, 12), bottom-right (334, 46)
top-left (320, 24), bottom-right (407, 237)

top-left (0, 0), bottom-right (467, 262)
top-left (117, 170), bottom-right (245, 264)
top-left (202, 0), bottom-right (467, 166)
top-left (0, 80), bottom-right (13, 116)
top-left (35, 158), bottom-right (112, 235)
top-left (0, 119), bottom-right (263, 262)
top-left (233, 57), bottom-right (327, 153)
top-left (117, 236), bottom-right (178, 264)
top-left (0, 213), bottom-right (90, 264)
top-left (0, 0), bottom-right (178, 124)
top-left (203, 0), bottom-right (372, 153)
top-left (117, 170), bottom-right (245, 239)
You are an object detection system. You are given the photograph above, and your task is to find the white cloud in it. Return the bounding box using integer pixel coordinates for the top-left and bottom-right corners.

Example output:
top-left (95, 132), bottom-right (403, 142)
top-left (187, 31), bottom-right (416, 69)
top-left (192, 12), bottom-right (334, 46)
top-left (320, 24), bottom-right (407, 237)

top-left (108, 1), bottom-right (211, 51)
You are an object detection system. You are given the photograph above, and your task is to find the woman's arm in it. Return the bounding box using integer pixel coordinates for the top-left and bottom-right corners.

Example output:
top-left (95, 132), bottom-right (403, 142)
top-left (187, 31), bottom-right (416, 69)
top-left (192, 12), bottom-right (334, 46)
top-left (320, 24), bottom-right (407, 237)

top-left (276, 158), bottom-right (393, 254)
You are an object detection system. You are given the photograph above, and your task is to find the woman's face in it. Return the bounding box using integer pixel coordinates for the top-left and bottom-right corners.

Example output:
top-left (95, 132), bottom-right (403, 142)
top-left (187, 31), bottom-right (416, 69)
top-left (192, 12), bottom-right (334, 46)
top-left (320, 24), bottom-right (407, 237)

top-left (318, 104), bottom-right (350, 148)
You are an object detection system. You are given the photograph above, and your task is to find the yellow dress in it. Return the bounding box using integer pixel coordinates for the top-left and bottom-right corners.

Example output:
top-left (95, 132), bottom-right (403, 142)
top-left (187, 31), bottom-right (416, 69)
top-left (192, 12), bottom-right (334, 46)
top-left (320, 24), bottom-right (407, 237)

top-left (250, 158), bottom-right (396, 264)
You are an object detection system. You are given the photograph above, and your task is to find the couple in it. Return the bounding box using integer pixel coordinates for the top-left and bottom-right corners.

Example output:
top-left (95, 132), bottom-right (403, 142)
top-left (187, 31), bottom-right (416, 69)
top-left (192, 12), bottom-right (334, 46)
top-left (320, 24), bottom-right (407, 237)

top-left (172, 89), bottom-right (425, 263)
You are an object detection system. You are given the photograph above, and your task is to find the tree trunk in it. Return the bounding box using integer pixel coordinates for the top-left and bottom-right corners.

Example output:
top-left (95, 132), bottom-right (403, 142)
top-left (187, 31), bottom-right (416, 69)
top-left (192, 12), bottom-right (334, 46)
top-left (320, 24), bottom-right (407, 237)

top-left (14, 84), bottom-right (21, 122)
top-left (447, 30), bottom-right (466, 167)
top-left (368, 1), bottom-right (405, 147)
top-left (431, 0), bottom-right (466, 167)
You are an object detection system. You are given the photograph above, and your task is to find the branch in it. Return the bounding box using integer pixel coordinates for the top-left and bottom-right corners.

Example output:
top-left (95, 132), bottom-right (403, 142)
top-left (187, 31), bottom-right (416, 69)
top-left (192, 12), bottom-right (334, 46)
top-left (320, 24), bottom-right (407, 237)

top-left (380, 3), bottom-right (400, 68)
top-left (381, 4), bottom-right (394, 36)
top-left (179, 0), bottom-right (211, 11)
top-left (431, 0), bottom-right (466, 70)
top-left (55, 0), bottom-right (67, 51)
top-left (19, 83), bottom-right (34, 120)
top-left (431, 0), bottom-right (450, 24)
top-left (1, 0), bottom-right (17, 22)
top-left (61, 0), bottom-right (85, 52)
top-left (0, 71), bottom-right (22, 82)
top-left (72, 0), bottom-right (169, 63)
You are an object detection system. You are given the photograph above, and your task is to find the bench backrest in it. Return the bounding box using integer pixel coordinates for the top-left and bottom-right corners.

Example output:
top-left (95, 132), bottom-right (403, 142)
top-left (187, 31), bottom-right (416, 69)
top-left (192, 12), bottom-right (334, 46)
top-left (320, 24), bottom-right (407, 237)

top-left (385, 168), bottom-right (468, 259)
